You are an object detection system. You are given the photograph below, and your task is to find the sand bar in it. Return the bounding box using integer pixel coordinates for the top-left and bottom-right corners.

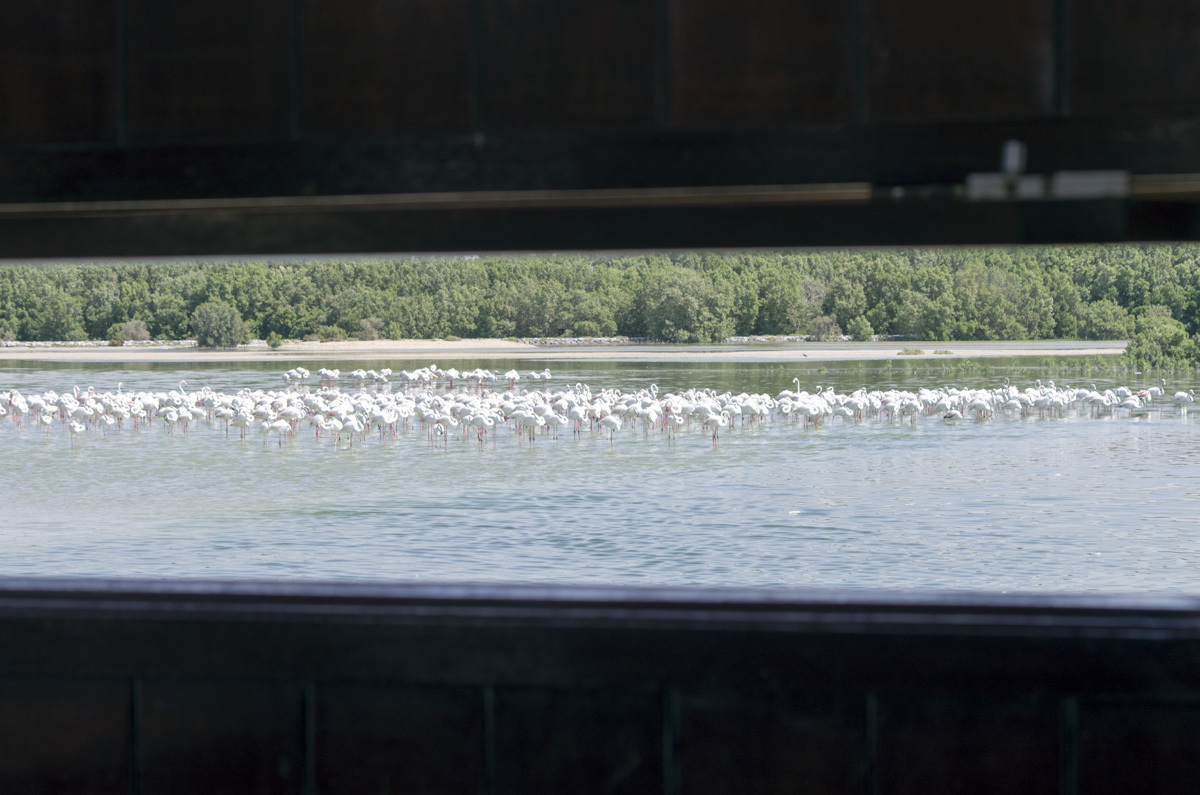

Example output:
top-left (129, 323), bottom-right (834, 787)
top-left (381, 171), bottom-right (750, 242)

top-left (0, 338), bottom-right (1126, 364)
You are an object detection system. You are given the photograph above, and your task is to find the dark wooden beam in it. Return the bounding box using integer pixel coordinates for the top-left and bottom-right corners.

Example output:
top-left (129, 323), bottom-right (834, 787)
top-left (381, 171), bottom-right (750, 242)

top-left (2, 579), bottom-right (1200, 792)
top-left (2, 190), bottom-right (1199, 258)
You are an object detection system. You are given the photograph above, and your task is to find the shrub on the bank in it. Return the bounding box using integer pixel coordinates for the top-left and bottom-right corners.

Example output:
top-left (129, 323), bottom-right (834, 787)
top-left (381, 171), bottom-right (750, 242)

top-left (315, 325), bottom-right (347, 341)
top-left (845, 315), bottom-right (874, 342)
top-left (1079, 299), bottom-right (1133, 340)
top-left (266, 332), bottom-right (284, 348)
top-left (633, 267), bottom-right (734, 343)
top-left (106, 319), bottom-right (150, 345)
top-left (190, 302), bottom-right (249, 348)
top-left (122, 320), bottom-right (150, 341)
top-left (1124, 312), bottom-right (1199, 368)
top-left (809, 314), bottom-right (842, 341)
top-left (358, 317), bottom-right (384, 341)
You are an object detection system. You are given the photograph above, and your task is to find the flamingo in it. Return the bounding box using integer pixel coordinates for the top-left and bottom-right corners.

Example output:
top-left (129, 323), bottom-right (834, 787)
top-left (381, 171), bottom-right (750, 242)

top-left (231, 412), bottom-right (253, 440)
top-left (468, 413), bottom-right (495, 444)
top-left (544, 412), bottom-right (569, 439)
top-left (701, 412), bottom-right (727, 443)
top-left (665, 413), bottom-right (685, 439)
top-left (7, 369), bottom-right (1192, 458)
top-left (267, 419), bottom-right (292, 446)
top-left (599, 414), bottom-right (621, 446)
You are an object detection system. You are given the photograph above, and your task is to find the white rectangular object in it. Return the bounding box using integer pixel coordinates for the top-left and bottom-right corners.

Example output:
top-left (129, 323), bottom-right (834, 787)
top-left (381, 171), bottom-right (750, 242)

top-left (966, 173), bottom-right (1046, 201)
top-left (1051, 171), bottom-right (1129, 199)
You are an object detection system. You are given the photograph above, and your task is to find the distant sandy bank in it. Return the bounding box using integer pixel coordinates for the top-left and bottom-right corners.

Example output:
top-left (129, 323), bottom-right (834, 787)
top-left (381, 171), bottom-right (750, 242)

top-left (0, 338), bottom-right (1127, 364)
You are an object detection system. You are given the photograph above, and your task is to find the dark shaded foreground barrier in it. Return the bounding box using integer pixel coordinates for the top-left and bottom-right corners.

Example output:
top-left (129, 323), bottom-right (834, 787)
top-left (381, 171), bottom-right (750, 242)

top-left (7, 0), bottom-right (1200, 253)
top-left (4, 189), bottom-right (1199, 258)
top-left (1, 578), bottom-right (1200, 794)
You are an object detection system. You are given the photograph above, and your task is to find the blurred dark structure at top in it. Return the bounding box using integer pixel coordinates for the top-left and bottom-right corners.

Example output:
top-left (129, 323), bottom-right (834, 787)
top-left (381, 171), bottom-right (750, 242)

top-left (2, 0), bottom-right (1200, 256)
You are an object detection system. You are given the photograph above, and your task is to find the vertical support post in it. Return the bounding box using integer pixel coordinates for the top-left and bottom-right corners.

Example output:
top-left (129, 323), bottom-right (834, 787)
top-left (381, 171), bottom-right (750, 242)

top-left (304, 681), bottom-right (317, 795)
top-left (852, 0), bottom-right (870, 124)
top-left (863, 691), bottom-right (878, 795)
top-left (115, 0), bottom-right (130, 146)
top-left (663, 687), bottom-right (681, 795)
top-left (130, 678), bottom-right (143, 795)
top-left (482, 685), bottom-right (496, 795)
top-left (1054, 0), bottom-right (1071, 116)
top-left (654, 0), bottom-right (670, 127)
top-left (469, 0), bottom-right (485, 137)
top-left (289, 0), bottom-right (303, 140)
top-left (1060, 696), bottom-right (1078, 795)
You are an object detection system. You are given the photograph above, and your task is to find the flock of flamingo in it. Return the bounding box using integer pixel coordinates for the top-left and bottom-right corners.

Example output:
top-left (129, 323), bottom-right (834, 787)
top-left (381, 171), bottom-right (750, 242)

top-left (0, 364), bottom-right (1195, 449)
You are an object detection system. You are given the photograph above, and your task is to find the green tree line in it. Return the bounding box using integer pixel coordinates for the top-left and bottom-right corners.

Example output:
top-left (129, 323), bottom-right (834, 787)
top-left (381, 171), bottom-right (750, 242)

top-left (1, 247), bottom-right (1197, 354)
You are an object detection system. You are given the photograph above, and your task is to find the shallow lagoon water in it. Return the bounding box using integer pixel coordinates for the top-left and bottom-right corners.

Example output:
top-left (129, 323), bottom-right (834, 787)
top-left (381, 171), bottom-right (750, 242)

top-left (1, 356), bottom-right (1197, 591)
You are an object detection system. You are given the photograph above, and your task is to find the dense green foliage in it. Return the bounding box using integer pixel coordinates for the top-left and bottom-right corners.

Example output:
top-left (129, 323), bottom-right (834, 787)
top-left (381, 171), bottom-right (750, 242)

top-left (189, 302), bottom-right (249, 348)
top-left (0, 247), bottom-right (1198, 361)
top-left (1124, 308), bottom-right (1198, 368)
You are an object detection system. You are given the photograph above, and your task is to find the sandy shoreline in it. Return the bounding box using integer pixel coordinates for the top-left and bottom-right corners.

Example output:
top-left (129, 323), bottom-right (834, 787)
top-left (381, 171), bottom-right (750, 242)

top-left (0, 338), bottom-right (1127, 364)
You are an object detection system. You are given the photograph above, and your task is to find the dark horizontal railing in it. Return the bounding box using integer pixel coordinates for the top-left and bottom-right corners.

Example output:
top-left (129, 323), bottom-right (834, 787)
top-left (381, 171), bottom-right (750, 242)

top-left (3, 194), bottom-right (1196, 257)
top-left (3, 119), bottom-right (1200, 255)
top-left (1, 578), bottom-right (1199, 794)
